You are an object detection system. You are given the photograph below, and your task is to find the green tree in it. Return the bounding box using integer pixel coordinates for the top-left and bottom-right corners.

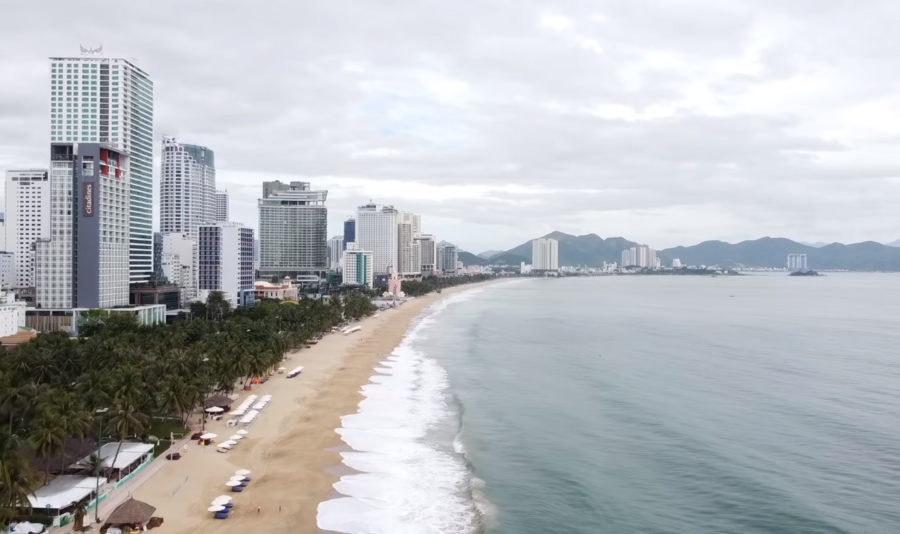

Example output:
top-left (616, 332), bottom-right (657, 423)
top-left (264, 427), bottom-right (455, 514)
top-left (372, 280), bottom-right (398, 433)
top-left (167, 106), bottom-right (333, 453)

top-left (106, 401), bottom-right (149, 480)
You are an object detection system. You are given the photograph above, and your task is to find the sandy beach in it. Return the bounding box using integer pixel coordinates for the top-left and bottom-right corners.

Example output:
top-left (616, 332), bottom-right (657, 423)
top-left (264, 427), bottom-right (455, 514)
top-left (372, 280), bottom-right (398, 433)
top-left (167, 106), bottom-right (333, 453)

top-left (130, 283), bottom-right (487, 534)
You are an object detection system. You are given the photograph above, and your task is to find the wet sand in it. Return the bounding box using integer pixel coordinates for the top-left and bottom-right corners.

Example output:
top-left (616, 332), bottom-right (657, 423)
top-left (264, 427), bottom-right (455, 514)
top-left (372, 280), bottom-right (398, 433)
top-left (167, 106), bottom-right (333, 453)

top-left (132, 284), bottom-right (488, 533)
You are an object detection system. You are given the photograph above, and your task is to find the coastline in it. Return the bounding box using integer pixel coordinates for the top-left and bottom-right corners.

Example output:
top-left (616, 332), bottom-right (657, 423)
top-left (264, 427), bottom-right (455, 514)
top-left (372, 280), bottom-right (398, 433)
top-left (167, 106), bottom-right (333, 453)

top-left (126, 282), bottom-right (494, 534)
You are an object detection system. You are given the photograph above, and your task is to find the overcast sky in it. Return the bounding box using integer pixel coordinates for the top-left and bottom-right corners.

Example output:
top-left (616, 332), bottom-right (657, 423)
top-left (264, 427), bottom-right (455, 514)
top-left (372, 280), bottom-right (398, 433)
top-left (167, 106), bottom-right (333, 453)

top-left (2, 0), bottom-right (899, 253)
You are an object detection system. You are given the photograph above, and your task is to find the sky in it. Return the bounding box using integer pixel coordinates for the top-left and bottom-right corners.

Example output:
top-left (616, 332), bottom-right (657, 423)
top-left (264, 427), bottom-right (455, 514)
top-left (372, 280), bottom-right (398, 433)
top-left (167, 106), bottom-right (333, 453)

top-left (2, 0), bottom-right (900, 253)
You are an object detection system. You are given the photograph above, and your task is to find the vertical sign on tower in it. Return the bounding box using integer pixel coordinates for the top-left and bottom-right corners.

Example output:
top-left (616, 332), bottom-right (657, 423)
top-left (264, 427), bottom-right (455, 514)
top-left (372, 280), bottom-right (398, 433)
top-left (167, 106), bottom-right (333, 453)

top-left (83, 182), bottom-right (95, 217)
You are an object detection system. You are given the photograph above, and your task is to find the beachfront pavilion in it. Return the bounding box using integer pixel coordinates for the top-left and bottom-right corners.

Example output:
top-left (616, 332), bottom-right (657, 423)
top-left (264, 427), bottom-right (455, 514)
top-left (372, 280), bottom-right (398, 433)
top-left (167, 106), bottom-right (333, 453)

top-left (105, 497), bottom-right (157, 530)
top-left (71, 442), bottom-right (154, 481)
top-left (204, 394), bottom-right (234, 410)
top-left (28, 475), bottom-right (107, 521)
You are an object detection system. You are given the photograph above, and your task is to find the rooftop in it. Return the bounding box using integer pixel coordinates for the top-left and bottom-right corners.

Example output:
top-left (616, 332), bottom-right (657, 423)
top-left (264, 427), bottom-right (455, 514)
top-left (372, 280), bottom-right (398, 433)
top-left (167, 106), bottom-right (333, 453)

top-left (71, 442), bottom-right (153, 470)
top-left (28, 475), bottom-right (107, 509)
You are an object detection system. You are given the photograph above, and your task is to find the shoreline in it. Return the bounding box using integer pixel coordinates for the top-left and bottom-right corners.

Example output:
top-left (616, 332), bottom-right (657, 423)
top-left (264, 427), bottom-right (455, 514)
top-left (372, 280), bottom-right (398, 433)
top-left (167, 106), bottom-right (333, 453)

top-left (126, 281), bottom-right (495, 534)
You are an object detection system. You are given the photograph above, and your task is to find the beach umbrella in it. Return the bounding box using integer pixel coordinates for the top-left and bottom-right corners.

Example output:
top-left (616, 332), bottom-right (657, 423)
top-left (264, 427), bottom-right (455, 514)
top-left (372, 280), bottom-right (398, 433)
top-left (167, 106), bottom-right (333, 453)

top-left (235, 469), bottom-right (250, 475)
top-left (214, 495), bottom-right (233, 501)
top-left (208, 505), bottom-right (225, 512)
top-left (229, 435), bottom-right (243, 440)
top-left (212, 497), bottom-right (232, 505)
top-left (236, 430), bottom-right (248, 436)
top-left (225, 480), bottom-right (241, 487)
top-left (206, 406), bottom-right (225, 413)
top-left (229, 475), bottom-right (246, 481)
top-left (200, 433), bottom-right (217, 440)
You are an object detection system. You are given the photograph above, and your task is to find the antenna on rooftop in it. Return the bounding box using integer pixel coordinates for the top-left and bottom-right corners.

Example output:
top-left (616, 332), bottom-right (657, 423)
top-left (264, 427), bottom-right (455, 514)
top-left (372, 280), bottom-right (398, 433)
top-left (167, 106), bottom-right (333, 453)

top-left (79, 45), bottom-right (103, 56)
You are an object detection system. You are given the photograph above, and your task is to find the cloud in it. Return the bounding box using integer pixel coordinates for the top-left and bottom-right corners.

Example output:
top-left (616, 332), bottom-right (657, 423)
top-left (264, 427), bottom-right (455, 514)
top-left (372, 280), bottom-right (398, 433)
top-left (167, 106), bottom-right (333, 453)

top-left (2, 0), bottom-right (900, 252)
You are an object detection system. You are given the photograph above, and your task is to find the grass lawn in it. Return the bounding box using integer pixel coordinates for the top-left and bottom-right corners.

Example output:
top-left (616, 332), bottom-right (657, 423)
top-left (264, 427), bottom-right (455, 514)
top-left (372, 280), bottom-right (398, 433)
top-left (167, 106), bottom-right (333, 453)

top-left (147, 419), bottom-right (188, 458)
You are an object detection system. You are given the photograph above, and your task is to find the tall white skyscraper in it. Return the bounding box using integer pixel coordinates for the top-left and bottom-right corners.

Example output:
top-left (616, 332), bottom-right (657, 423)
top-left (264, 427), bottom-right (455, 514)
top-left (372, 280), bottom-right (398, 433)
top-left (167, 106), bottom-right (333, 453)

top-left (397, 211), bottom-right (422, 277)
top-left (437, 243), bottom-right (459, 274)
top-left (161, 232), bottom-right (196, 302)
top-left (356, 203), bottom-right (399, 275)
top-left (328, 235), bottom-right (344, 269)
top-left (49, 55), bottom-right (154, 283)
top-left (621, 245), bottom-right (656, 268)
top-left (160, 137), bottom-right (216, 239)
top-left (198, 222), bottom-right (255, 308)
top-left (5, 170), bottom-right (50, 287)
top-left (216, 190), bottom-right (229, 222)
top-left (532, 238), bottom-right (559, 271)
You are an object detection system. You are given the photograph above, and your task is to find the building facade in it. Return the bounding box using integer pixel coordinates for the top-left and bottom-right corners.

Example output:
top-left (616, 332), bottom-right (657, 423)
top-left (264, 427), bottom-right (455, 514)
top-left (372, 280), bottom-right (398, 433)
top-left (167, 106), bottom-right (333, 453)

top-left (160, 232), bottom-right (195, 301)
top-left (343, 217), bottom-right (355, 251)
top-left (258, 182), bottom-right (328, 280)
top-left (787, 253), bottom-right (808, 271)
top-left (416, 234), bottom-right (436, 274)
top-left (0, 252), bottom-right (14, 288)
top-left (0, 291), bottom-right (26, 338)
top-left (355, 203), bottom-right (398, 275)
top-left (215, 189), bottom-right (228, 222)
top-left (438, 243), bottom-right (459, 274)
top-left (35, 143), bottom-right (130, 309)
top-left (49, 56), bottom-right (154, 284)
top-left (5, 170), bottom-right (50, 287)
top-left (198, 222), bottom-right (255, 308)
top-left (621, 245), bottom-right (656, 269)
top-left (328, 236), bottom-right (344, 269)
top-left (397, 211), bottom-right (422, 277)
top-left (342, 244), bottom-right (374, 288)
top-left (159, 137), bottom-right (215, 238)
top-left (532, 238), bottom-right (559, 271)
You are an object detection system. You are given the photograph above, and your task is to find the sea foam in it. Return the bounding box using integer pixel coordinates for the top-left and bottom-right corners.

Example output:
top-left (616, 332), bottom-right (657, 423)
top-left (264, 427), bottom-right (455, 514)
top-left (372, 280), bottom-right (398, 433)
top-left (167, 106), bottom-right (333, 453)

top-left (317, 291), bottom-right (483, 534)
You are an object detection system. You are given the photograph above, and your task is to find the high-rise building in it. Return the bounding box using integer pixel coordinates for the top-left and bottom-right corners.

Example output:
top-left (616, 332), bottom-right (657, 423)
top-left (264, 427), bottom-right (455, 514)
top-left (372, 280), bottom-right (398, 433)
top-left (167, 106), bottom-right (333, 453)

top-left (0, 253), bottom-right (14, 289)
top-left (35, 143), bottom-right (130, 309)
top-left (198, 222), bottom-right (255, 308)
top-left (159, 137), bottom-right (215, 238)
top-left (328, 236), bottom-right (344, 269)
top-left (0, 212), bottom-right (5, 251)
top-left (152, 232), bottom-right (163, 282)
top-left (438, 243), bottom-right (458, 274)
top-left (787, 253), bottom-right (808, 271)
top-left (160, 232), bottom-right (195, 302)
top-left (532, 238), bottom-right (559, 271)
top-left (356, 203), bottom-right (399, 275)
top-left (672, 258), bottom-right (682, 268)
top-left (49, 55), bottom-right (154, 284)
top-left (342, 243), bottom-right (374, 288)
top-left (258, 181), bottom-right (328, 280)
top-left (622, 245), bottom-right (656, 268)
top-left (343, 217), bottom-right (356, 251)
top-left (397, 212), bottom-right (422, 277)
top-left (216, 190), bottom-right (229, 222)
top-left (262, 180), bottom-right (291, 199)
top-left (5, 170), bottom-right (50, 287)
top-left (416, 234), bottom-right (436, 274)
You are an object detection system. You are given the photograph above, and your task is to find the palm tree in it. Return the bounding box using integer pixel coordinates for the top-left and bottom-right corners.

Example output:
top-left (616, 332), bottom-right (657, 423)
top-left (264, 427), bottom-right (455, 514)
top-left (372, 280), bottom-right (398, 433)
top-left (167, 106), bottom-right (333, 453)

top-left (0, 431), bottom-right (38, 516)
top-left (72, 499), bottom-right (89, 531)
top-left (29, 412), bottom-right (67, 483)
top-left (106, 401), bottom-right (149, 481)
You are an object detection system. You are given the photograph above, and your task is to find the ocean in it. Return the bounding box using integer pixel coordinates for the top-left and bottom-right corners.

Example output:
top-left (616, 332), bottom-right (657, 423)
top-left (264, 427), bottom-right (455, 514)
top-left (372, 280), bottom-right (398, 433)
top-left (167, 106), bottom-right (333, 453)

top-left (317, 273), bottom-right (900, 534)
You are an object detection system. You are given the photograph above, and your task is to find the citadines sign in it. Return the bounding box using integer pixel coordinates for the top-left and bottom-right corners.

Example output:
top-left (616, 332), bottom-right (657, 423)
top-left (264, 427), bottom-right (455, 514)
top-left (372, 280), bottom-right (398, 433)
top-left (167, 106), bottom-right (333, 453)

top-left (83, 182), bottom-right (95, 217)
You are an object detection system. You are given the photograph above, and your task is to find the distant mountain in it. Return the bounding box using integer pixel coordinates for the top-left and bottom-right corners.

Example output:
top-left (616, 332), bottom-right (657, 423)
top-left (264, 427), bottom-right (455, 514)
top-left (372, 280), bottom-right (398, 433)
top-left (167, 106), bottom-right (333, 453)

top-left (800, 242), bottom-right (831, 248)
top-left (660, 237), bottom-right (900, 270)
top-left (483, 232), bottom-right (900, 271)
top-left (477, 249), bottom-right (503, 259)
top-left (487, 252), bottom-right (530, 265)
top-left (457, 251), bottom-right (486, 266)
top-left (494, 231), bottom-right (637, 267)
top-left (886, 239), bottom-right (900, 247)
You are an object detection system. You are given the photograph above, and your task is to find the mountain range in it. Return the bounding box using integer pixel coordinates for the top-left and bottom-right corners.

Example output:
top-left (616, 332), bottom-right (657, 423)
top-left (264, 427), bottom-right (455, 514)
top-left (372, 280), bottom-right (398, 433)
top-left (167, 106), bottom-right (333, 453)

top-left (458, 232), bottom-right (900, 271)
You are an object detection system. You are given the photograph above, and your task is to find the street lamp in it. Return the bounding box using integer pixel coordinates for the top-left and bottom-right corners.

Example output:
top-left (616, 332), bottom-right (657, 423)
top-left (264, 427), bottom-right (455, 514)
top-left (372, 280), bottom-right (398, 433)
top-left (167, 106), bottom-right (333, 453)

top-left (94, 407), bottom-right (108, 524)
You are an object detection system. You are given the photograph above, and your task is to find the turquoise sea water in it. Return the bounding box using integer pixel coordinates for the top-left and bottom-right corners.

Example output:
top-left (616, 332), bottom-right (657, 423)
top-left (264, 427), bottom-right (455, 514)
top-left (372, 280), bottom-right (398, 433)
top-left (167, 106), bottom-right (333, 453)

top-left (318, 273), bottom-right (900, 534)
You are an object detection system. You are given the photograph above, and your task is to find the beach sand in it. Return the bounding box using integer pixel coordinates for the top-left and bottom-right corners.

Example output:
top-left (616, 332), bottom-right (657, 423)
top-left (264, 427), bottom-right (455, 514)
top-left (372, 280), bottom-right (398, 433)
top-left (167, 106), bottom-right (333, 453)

top-left (133, 283), bottom-right (486, 534)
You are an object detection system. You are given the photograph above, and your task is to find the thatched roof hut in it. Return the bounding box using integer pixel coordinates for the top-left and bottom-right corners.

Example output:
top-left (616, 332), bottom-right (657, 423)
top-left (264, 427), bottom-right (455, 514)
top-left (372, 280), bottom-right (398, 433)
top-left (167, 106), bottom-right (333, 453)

top-left (203, 394), bottom-right (233, 408)
top-left (106, 498), bottom-right (156, 526)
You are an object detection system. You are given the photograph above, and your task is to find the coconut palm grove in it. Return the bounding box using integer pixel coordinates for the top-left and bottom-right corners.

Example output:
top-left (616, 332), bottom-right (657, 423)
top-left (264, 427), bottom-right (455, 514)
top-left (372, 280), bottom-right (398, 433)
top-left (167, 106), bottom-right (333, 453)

top-left (0, 291), bottom-right (377, 527)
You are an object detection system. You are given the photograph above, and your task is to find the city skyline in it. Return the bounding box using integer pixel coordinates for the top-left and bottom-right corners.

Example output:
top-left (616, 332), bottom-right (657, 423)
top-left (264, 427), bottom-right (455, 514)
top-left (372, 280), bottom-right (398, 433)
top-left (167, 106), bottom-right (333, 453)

top-left (3, 1), bottom-right (900, 253)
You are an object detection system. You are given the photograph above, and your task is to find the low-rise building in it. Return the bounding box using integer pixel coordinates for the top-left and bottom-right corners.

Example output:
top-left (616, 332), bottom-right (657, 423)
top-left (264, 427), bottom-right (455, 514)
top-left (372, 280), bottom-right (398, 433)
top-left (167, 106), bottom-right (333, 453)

top-left (26, 304), bottom-right (166, 335)
top-left (253, 279), bottom-right (299, 301)
top-left (343, 244), bottom-right (374, 288)
top-left (0, 290), bottom-right (26, 337)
